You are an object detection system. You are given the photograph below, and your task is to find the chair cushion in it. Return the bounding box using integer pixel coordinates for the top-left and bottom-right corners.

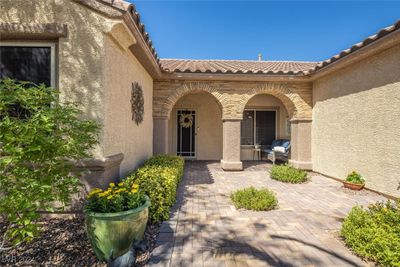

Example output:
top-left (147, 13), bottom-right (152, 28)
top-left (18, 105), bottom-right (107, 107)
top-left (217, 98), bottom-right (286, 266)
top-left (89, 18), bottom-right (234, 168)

top-left (271, 140), bottom-right (281, 148)
top-left (273, 146), bottom-right (286, 153)
top-left (262, 149), bottom-right (273, 154)
top-left (281, 140), bottom-right (290, 149)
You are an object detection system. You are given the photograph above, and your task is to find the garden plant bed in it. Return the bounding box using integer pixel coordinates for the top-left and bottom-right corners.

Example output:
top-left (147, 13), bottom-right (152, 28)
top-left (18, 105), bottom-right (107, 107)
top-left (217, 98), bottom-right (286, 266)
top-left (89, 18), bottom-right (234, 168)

top-left (0, 217), bottom-right (159, 266)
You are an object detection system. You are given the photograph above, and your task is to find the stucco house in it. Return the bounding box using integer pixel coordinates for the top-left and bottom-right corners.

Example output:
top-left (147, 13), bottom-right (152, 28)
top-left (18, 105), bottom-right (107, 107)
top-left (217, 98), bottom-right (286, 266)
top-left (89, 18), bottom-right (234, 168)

top-left (1, 0), bottom-right (399, 198)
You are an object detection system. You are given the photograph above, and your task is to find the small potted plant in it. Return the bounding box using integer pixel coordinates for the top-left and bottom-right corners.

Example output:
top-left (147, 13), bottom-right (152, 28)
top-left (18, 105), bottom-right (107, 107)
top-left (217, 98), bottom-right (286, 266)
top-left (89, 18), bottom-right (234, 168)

top-left (343, 171), bottom-right (365, 190)
top-left (84, 182), bottom-right (150, 261)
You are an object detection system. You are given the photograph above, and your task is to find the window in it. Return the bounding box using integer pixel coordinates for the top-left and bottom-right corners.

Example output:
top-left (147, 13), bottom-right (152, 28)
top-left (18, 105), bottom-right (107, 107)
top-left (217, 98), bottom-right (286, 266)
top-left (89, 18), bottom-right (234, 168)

top-left (241, 110), bottom-right (276, 146)
top-left (0, 42), bottom-right (55, 87)
top-left (241, 110), bottom-right (254, 145)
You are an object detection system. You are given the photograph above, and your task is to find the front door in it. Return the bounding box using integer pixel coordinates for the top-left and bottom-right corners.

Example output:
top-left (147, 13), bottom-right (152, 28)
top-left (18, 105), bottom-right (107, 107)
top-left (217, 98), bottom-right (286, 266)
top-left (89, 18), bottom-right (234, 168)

top-left (177, 110), bottom-right (196, 158)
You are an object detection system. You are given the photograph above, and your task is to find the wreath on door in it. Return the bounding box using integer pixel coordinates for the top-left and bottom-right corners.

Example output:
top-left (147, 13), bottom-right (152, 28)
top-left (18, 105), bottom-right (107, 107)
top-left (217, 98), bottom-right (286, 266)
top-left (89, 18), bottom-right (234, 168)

top-left (179, 114), bottom-right (193, 128)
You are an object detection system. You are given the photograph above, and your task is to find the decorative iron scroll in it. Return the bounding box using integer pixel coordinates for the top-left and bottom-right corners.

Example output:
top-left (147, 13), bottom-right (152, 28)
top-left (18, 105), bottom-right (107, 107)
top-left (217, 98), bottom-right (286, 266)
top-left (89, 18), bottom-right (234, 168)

top-left (131, 82), bottom-right (144, 125)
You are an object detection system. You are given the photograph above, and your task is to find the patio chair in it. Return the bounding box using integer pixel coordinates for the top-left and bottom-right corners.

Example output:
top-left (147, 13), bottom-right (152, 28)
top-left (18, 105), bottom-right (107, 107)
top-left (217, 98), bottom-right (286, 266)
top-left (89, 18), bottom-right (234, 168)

top-left (263, 139), bottom-right (291, 164)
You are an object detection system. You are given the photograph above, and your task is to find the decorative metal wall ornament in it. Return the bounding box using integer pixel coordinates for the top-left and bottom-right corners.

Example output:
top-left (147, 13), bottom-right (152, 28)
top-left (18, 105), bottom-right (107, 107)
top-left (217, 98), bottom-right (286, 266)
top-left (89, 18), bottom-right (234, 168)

top-left (179, 114), bottom-right (193, 128)
top-left (130, 82), bottom-right (144, 125)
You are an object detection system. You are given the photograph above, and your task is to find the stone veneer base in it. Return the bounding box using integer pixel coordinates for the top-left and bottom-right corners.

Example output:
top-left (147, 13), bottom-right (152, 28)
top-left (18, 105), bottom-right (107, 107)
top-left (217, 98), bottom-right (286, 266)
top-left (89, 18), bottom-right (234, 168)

top-left (75, 153), bottom-right (124, 190)
top-left (220, 160), bottom-right (243, 171)
top-left (289, 159), bottom-right (312, 170)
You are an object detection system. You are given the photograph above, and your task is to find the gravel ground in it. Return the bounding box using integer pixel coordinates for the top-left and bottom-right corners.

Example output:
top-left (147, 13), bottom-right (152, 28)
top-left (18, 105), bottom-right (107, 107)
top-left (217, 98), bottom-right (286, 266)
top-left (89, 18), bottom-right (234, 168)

top-left (309, 173), bottom-right (379, 197)
top-left (0, 216), bottom-right (159, 266)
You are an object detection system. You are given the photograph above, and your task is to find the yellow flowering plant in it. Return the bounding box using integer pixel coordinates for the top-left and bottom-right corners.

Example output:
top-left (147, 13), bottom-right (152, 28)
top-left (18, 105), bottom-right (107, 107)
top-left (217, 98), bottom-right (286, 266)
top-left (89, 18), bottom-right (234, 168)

top-left (124, 155), bottom-right (184, 223)
top-left (345, 171), bottom-right (365, 184)
top-left (85, 182), bottom-right (145, 213)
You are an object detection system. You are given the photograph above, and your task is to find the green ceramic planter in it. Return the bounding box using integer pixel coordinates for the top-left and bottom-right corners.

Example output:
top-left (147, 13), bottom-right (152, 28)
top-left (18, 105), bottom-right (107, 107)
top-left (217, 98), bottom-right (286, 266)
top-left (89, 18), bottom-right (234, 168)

top-left (84, 196), bottom-right (150, 261)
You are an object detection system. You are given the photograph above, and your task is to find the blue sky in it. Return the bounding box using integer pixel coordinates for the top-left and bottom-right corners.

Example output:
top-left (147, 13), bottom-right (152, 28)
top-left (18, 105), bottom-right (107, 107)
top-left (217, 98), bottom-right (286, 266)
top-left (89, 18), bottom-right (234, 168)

top-left (132, 1), bottom-right (400, 62)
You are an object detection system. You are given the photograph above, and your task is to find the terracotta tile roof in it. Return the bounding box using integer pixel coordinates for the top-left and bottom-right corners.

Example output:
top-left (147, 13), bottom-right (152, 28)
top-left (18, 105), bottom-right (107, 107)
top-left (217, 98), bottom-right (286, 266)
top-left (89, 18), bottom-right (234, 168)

top-left (77, 2), bottom-right (400, 77)
top-left (308, 20), bottom-right (400, 74)
top-left (77, 0), bottom-right (160, 64)
top-left (160, 59), bottom-right (319, 75)
top-left (160, 20), bottom-right (400, 76)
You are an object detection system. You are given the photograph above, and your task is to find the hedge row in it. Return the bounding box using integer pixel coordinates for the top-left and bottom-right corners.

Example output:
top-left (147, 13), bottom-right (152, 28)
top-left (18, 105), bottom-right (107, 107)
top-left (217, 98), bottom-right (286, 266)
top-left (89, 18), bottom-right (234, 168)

top-left (124, 155), bottom-right (184, 223)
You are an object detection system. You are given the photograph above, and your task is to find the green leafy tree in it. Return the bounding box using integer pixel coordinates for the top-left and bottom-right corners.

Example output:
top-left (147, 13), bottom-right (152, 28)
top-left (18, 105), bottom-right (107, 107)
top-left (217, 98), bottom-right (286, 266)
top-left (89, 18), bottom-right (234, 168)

top-left (0, 79), bottom-right (100, 248)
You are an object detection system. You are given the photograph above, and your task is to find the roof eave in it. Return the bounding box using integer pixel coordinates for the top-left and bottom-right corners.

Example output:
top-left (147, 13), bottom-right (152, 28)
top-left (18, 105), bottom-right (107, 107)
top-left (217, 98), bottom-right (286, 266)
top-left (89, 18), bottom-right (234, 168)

top-left (73, 0), bottom-right (126, 18)
top-left (310, 24), bottom-right (400, 80)
top-left (74, 0), bottom-right (162, 79)
top-left (157, 71), bottom-right (312, 82)
top-left (122, 13), bottom-right (162, 78)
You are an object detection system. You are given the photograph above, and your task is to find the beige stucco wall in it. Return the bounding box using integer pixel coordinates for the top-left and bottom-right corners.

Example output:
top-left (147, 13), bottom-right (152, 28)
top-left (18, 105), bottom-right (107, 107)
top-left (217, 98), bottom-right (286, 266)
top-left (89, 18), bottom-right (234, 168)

top-left (241, 94), bottom-right (290, 160)
top-left (168, 92), bottom-right (223, 160)
top-left (1, 0), bottom-right (154, 179)
top-left (103, 36), bottom-right (153, 176)
top-left (221, 119), bottom-right (243, 170)
top-left (313, 44), bottom-right (400, 198)
top-left (289, 119), bottom-right (312, 170)
top-left (0, 0), bottom-right (119, 158)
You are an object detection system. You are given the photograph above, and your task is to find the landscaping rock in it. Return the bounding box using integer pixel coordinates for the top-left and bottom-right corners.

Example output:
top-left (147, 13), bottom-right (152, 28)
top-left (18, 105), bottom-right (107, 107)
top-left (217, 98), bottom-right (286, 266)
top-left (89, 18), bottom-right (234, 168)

top-left (0, 217), bottom-right (159, 266)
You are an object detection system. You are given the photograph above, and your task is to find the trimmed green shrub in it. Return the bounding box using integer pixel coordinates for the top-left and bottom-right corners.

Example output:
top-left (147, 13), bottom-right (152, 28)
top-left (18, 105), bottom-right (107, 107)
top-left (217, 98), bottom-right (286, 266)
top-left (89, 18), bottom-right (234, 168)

top-left (345, 171), bottom-right (365, 184)
top-left (124, 155), bottom-right (184, 223)
top-left (341, 201), bottom-right (400, 267)
top-left (144, 154), bottom-right (184, 180)
top-left (231, 187), bottom-right (278, 211)
top-left (269, 164), bottom-right (308, 183)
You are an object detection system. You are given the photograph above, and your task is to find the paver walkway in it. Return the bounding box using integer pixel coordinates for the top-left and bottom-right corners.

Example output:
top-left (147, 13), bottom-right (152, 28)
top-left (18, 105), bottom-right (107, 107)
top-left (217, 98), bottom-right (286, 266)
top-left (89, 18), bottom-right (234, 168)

top-left (149, 161), bottom-right (387, 267)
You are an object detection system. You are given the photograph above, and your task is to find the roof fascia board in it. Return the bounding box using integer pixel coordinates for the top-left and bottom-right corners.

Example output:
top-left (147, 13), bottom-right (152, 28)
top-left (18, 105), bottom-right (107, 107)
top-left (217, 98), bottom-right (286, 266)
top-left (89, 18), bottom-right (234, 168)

top-left (157, 72), bottom-right (311, 82)
top-left (311, 30), bottom-right (400, 80)
top-left (122, 13), bottom-right (162, 78)
top-left (73, 0), bottom-right (161, 78)
top-left (72, 0), bottom-right (124, 18)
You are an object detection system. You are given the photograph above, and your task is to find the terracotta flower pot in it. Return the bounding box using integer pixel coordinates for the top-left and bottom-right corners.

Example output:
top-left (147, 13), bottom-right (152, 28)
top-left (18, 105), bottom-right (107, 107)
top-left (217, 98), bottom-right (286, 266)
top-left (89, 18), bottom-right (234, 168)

top-left (343, 181), bottom-right (365, 190)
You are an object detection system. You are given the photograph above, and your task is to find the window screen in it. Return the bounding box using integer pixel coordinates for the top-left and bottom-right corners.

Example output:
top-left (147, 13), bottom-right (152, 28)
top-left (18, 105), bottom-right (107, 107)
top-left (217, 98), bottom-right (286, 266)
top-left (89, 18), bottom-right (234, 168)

top-left (241, 110), bottom-right (254, 145)
top-left (241, 110), bottom-right (276, 146)
top-left (0, 46), bottom-right (51, 86)
top-left (255, 111), bottom-right (276, 145)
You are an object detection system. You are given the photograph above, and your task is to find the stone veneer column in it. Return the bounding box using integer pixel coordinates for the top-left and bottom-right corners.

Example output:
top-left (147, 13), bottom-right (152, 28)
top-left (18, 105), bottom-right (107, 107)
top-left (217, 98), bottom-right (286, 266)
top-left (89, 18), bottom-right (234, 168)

top-left (221, 119), bottom-right (243, 171)
top-left (153, 116), bottom-right (169, 155)
top-left (289, 118), bottom-right (312, 170)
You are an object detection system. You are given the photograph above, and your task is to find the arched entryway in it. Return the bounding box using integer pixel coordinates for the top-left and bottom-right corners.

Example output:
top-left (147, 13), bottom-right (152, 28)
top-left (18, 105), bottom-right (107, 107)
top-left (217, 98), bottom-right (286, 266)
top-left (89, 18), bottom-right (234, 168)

top-left (153, 83), bottom-right (224, 160)
top-left (153, 81), bottom-right (312, 170)
top-left (240, 94), bottom-right (291, 160)
top-left (168, 91), bottom-right (222, 160)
